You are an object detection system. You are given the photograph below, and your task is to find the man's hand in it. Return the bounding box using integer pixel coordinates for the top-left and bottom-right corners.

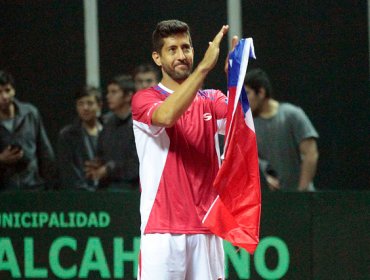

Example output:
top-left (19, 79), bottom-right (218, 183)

top-left (224, 36), bottom-right (239, 74)
top-left (266, 175), bottom-right (280, 191)
top-left (0, 146), bottom-right (23, 165)
top-left (198, 25), bottom-right (229, 74)
top-left (85, 160), bottom-right (107, 180)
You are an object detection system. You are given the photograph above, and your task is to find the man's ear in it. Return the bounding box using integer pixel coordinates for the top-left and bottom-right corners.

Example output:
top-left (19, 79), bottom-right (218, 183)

top-left (152, 51), bottom-right (161, 66)
top-left (258, 88), bottom-right (266, 99)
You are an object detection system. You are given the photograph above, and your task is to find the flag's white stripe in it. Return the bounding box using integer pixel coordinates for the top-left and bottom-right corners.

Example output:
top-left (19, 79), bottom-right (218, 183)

top-left (232, 38), bottom-right (255, 118)
top-left (224, 38), bottom-right (256, 153)
top-left (245, 108), bottom-right (255, 132)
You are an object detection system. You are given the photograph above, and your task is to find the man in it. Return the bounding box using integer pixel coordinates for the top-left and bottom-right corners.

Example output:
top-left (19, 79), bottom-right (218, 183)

top-left (57, 86), bottom-right (103, 190)
top-left (85, 74), bottom-right (139, 191)
top-left (133, 63), bottom-right (160, 91)
top-left (244, 68), bottom-right (319, 191)
top-left (132, 20), bottom-right (231, 280)
top-left (0, 70), bottom-right (55, 190)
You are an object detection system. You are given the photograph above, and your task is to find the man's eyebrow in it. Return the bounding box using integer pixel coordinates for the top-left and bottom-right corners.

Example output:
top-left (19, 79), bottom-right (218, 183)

top-left (180, 42), bottom-right (191, 47)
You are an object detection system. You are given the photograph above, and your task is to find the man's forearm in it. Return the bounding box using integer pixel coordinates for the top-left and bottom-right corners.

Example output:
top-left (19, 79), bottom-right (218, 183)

top-left (152, 67), bottom-right (208, 127)
top-left (298, 155), bottom-right (318, 191)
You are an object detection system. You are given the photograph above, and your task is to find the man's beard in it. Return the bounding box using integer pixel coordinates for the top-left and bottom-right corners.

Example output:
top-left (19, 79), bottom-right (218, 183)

top-left (162, 62), bottom-right (193, 82)
top-left (251, 103), bottom-right (263, 117)
top-left (0, 100), bottom-right (13, 112)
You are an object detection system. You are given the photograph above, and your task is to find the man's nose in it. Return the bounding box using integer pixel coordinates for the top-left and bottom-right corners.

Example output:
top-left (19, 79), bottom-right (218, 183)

top-left (177, 49), bottom-right (186, 60)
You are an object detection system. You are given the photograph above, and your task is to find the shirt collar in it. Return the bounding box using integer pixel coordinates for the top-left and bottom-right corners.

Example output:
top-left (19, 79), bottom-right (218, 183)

top-left (158, 83), bottom-right (174, 94)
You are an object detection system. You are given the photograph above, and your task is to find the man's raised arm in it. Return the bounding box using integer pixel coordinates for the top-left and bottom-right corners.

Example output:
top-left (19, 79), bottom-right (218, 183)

top-left (152, 25), bottom-right (229, 127)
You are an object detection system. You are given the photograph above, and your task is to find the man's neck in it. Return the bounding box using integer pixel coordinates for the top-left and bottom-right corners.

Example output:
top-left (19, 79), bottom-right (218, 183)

top-left (82, 118), bottom-right (98, 129)
top-left (160, 75), bottom-right (185, 92)
top-left (0, 103), bottom-right (15, 120)
top-left (259, 99), bottom-right (279, 119)
top-left (82, 119), bottom-right (101, 136)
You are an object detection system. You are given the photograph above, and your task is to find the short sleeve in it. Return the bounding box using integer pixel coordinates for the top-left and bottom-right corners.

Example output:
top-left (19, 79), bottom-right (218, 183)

top-left (290, 106), bottom-right (319, 144)
top-left (132, 89), bottom-right (166, 136)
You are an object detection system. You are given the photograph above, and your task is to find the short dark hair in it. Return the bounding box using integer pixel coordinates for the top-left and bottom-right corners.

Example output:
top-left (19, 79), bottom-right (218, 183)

top-left (133, 63), bottom-right (160, 81)
top-left (152, 20), bottom-right (192, 53)
top-left (244, 68), bottom-right (273, 98)
top-left (74, 86), bottom-right (102, 103)
top-left (108, 74), bottom-right (135, 95)
top-left (0, 70), bottom-right (15, 87)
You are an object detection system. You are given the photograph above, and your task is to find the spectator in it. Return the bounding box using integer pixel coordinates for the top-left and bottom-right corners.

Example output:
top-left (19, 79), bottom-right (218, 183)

top-left (244, 68), bottom-right (319, 191)
top-left (85, 74), bottom-right (139, 191)
top-left (0, 70), bottom-right (55, 191)
top-left (57, 86), bottom-right (103, 191)
top-left (133, 63), bottom-right (160, 91)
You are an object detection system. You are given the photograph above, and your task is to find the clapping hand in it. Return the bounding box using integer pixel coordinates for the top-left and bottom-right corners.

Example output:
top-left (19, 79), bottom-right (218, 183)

top-left (198, 25), bottom-right (229, 74)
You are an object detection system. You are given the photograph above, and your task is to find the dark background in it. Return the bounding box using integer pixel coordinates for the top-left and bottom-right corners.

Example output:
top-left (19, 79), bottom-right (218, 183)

top-left (0, 0), bottom-right (369, 190)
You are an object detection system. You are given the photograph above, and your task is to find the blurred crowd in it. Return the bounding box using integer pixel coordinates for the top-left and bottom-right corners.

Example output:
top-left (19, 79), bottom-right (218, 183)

top-left (0, 64), bottom-right (159, 192)
top-left (0, 65), bottom-right (319, 192)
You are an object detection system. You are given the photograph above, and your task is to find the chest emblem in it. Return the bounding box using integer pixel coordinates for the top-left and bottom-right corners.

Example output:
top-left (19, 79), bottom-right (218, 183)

top-left (203, 113), bottom-right (212, 121)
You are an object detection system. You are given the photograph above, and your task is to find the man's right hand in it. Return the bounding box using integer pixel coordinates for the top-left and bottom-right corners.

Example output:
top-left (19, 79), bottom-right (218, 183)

top-left (197, 25), bottom-right (229, 74)
top-left (0, 146), bottom-right (23, 164)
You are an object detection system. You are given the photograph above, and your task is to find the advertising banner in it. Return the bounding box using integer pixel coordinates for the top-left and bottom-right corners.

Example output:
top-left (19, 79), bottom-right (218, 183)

top-left (0, 191), bottom-right (368, 279)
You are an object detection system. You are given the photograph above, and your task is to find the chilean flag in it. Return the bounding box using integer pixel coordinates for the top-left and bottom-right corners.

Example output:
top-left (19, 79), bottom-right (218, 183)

top-left (203, 38), bottom-right (261, 253)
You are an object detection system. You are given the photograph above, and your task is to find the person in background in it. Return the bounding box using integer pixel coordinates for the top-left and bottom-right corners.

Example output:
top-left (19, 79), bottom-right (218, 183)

top-left (84, 74), bottom-right (139, 191)
top-left (133, 63), bottom-right (160, 91)
top-left (57, 86), bottom-right (103, 190)
top-left (0, 70), bottom-right (56, 191)
top-left (244, 68), bottom-right (319, 191)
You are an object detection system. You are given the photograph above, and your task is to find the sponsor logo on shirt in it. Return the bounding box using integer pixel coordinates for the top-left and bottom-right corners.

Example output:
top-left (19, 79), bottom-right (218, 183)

top-left (203, 113), bottom-right (212, 121)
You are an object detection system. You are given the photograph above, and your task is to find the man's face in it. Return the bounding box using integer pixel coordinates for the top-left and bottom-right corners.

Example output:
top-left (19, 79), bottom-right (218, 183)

top-left (76, 95), bottom-right (101, 123)
top-left (0, 84), bottom-right (15, 111)
top-left (134, 72), bottom-right (158, 91)
top-left (153, 33), bottom-right (194, 82)
top-left (245, 85), bottom-right (264, 116)
top-left (106, 83), bottom-right (131, 112)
